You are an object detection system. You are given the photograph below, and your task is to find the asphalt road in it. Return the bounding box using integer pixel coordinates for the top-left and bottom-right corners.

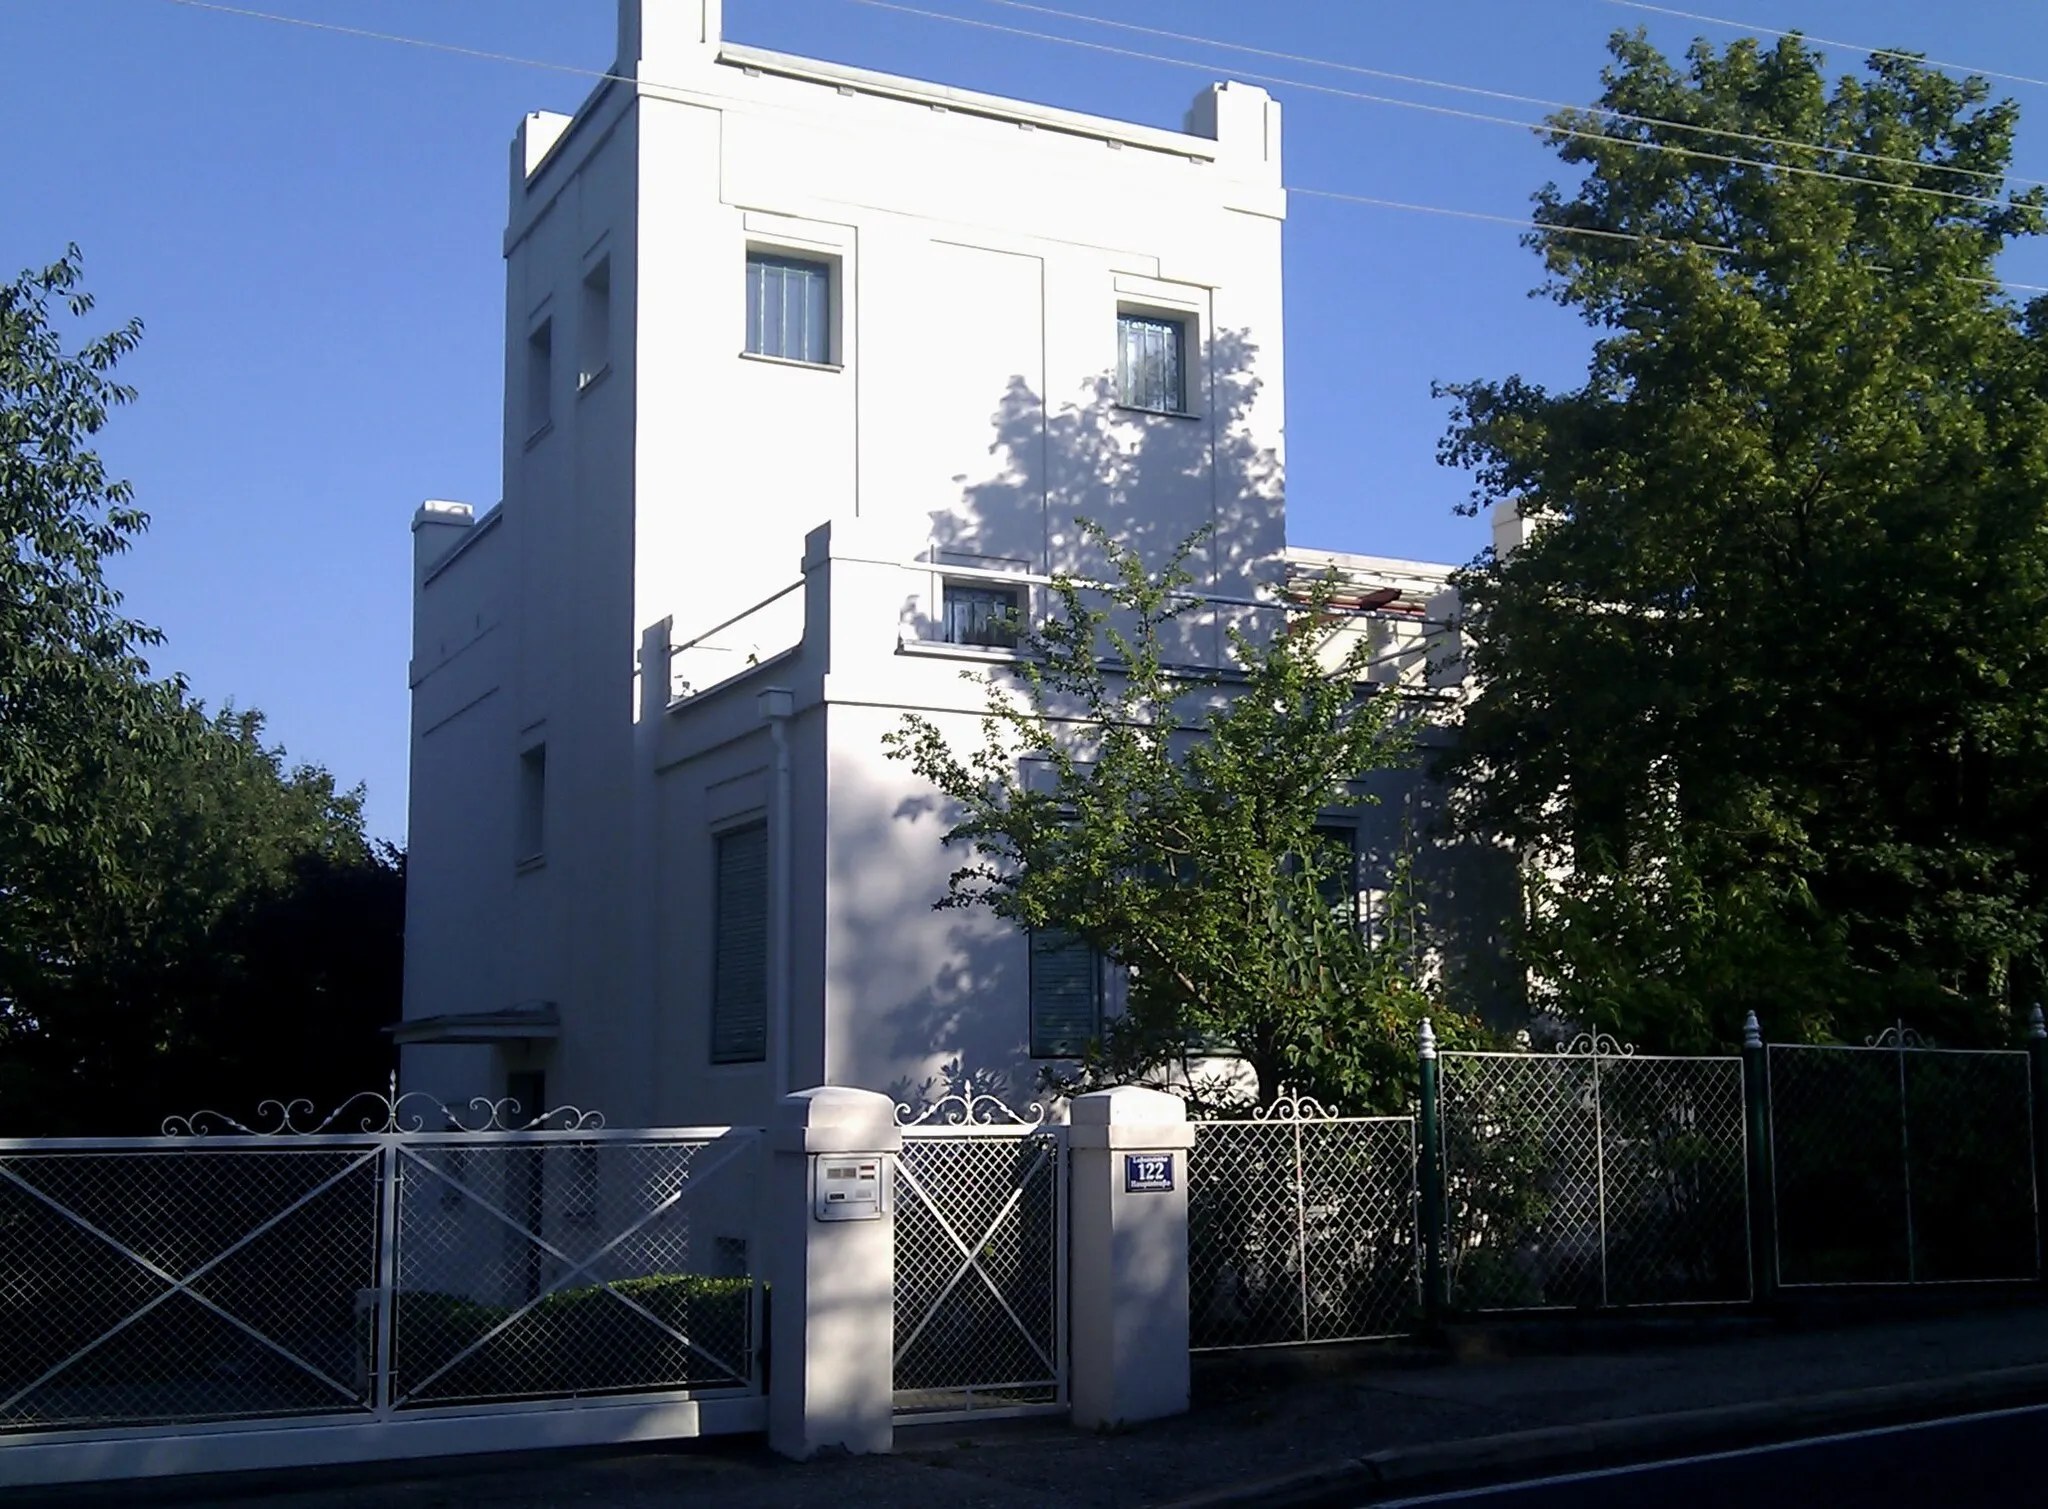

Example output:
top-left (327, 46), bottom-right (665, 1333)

top-left (1364, 1402), bottom-right (2048, 1509)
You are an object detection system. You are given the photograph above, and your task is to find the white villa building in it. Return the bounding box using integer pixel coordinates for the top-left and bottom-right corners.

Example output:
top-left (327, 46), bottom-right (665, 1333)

top-left (399, 0), bottom-right (1510, 1125)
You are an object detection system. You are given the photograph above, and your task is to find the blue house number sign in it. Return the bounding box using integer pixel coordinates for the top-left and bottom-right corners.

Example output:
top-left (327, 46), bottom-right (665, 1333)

top-left (1124, 1153), bottom-right (1175, 1193)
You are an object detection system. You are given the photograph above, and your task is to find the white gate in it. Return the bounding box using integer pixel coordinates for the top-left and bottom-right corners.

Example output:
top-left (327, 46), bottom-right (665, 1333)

top-left (0, 1087), bottom-right (763, 1486)
top-left (892, 1093), bottom-right (1066, 1422)
top-left (1189, 1097), bottom-right (1420, 1348)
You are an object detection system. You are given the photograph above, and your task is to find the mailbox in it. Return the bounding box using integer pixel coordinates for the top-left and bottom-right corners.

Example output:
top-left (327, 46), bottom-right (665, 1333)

top-left (813, 1154), bottom-right (887, 1221)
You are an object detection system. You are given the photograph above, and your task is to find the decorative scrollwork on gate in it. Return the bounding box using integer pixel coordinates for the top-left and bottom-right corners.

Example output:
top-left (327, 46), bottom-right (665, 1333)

top-left (1556, 1032), bottom-right (1635, 1058)
top-left (1249, 1091), bottom-right (1335, 1122)
top-left (163, 1072), bottom-right (607, 1137)
top-left (896, 1085), bottom-right (1047, 1128)
top-left (1866, 1022), bottom-right (1932, 1050)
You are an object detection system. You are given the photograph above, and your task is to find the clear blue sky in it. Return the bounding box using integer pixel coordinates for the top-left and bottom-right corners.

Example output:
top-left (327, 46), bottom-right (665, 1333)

top-left (6, 0), bottom-right (2047, 840)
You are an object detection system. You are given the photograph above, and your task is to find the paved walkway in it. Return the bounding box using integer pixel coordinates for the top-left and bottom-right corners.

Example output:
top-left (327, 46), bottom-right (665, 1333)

top-left (23, 1303), bottom-right (2048, 1509)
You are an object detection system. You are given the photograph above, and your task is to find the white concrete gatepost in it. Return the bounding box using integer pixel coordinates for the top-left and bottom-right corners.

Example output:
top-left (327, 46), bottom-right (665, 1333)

top-left (1068, 1086), bottom-right (1197, 1429)
top-left (767, 1085), bottom-right (901, 1459)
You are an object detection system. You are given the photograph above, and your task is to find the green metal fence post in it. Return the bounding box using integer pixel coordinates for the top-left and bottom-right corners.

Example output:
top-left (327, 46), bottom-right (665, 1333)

top-left (1741, 1010), bottom-right (1777, 1306)
top-left (1418, 1017), bottom-right (1448, 1321)
top-left (2029, 1005), bottom-right (2047, 1287)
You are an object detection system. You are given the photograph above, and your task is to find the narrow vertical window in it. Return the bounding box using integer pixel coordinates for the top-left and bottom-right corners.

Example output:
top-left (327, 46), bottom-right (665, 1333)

top-left (1116, 311), bottom-right (1187, 414)
top-left (745, 252), bottom-right (832, 364)
top-left (578, 259), bottom-right (611, 389)
top-left (711, 823), bottom-right (769, 1064)
top-left (1313, 823), bottom-right (1359, 926)
top-left (1029, 928), bottom-right (1102, 1058)
top-left (516, 744), bottom-right (547, 866)
top-left (525, 319), bottom-right (553, 435)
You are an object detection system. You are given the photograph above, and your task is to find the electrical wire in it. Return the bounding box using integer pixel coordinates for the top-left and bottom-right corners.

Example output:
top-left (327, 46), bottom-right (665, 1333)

top-left (847, 0), bottom-right (2025, 216)
top-left (971, 0), bottom-right (2048, 193)
top-left (160, 0), bottom-right (633, 84)
top-left (1289, 186), bottom-right (2048, 295)
top-left (149, 0), bottom-right (2048, 296)
top-left (1603, 1), bottom-right (2048, 94)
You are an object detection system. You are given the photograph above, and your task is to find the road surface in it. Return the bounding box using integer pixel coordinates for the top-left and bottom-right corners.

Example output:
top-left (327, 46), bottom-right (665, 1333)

top-left (1366, 1401), bottom-right (2048, 1508)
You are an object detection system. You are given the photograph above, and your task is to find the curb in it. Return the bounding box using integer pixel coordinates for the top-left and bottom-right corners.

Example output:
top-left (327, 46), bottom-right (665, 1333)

top-left (1154, 1360), bottom-right (2048, 1509)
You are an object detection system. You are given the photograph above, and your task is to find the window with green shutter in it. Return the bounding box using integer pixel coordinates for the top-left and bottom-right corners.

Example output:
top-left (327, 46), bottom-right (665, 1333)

top-left (1313, 823), bottom-right (1360, 926)
top-left (711, 823), bottom-right (768, 1064)
top-left (1029, 928), bottom-right (1101, 1058)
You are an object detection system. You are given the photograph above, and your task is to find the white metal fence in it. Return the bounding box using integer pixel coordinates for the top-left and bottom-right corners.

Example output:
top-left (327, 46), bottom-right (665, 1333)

top-left (891, 1094), bottom-right (1066, 1421)
top-left (1438, 1038), bottom-right (1752, 1309)
top-left (1189, 1099), bottom-right (1419, 1349)
top-left (1767, 1030), bottom-right (2040, 1287)
top-left (0, 1090), bottom-right (762, 1455)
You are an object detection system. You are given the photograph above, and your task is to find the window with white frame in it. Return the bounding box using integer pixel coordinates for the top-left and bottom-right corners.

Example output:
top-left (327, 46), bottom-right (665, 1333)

top-left (1116, 310), bottom-right (1187, 414)
top-left (1029, 928), bottom-right (1102, 1058)
top-left (745, 252), bottom-right (832, 365)
top-left (942, 581), bottom-right (1023, 648)
top-left (711, 823), bottom-right (769, 1064)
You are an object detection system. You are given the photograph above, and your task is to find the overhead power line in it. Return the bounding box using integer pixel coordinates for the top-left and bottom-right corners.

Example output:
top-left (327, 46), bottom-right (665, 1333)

top-left (148, 0), bottom-right (2048, 297)
top-left (1603, 2), bottom-right (2048, 94)
top-left (1292, 186), bottom-right (2048, 295)
top-left (849, 0), bottom-right (2027, 216)
top-left (972, 0), bottom-right (2047, 193)
top-left (161, 0), bottom-right (628, 83)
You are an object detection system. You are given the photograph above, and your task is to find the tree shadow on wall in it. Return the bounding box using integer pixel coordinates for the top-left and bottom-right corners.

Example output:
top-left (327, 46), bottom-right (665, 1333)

top-left (842, 325), bottom-right (1519, 1097)
top-left (911, 325), bottom-right (1285, 668)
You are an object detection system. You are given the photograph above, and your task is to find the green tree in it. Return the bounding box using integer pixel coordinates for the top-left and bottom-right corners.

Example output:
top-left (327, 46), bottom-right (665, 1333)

top-left (887, 522), bottom-right (1473, 1115)
top-left (3, 703), bottom-right (405, 1135)
top-left (0, 248), bottom-right (180, 1002)
top-left (1438, 32), bottom-right (2048, 1049)
top-left (0, 251), bottom-right (403, 1133)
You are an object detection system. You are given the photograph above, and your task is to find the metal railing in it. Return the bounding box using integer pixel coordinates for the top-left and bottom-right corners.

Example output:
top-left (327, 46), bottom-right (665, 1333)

top-left (890, 1092), bottom-right (1066, 1422)
top-left (1768, 1026), bottom-right (2040, 1287)
top-left (668, 579), bottom-right (805, 700)
top-left (0, 1088), bottom-right (761, 1437)
top-left (1189, 1098), bottom-right (1419, 1349)
top-left (1433, 1035), bottom-right (1752, 1310)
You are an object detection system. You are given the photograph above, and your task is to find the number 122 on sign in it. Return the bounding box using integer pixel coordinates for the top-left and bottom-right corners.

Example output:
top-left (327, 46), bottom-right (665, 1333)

top-left (1124, 1153), bottom-right (1174, 1192)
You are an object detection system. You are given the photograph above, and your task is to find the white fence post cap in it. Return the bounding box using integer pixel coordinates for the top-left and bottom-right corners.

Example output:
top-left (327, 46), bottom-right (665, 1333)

top-left (774, 1085), bottom-right (902, 1153)
top-left (1070, 1085), bottom-right (1188, 1126)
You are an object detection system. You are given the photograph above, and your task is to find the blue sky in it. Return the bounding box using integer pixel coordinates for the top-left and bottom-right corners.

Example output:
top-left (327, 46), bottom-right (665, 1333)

top-left (6, 0), bottom-right (2047, 840)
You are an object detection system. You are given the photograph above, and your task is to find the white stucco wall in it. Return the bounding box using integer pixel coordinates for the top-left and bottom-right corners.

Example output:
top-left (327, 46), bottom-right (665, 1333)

top-left (404, 1), bottom-right (1523, 1127)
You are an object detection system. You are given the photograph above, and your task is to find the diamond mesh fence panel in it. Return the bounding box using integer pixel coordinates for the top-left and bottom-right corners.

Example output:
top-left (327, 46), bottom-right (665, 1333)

top-left (1905, 1052), bottom-right (2038, 1282)
top-left (390, 1135), bottom-right (758, 1407)
top-left (1596, 1058), bottom-right (1750, 1304)
top-left (892, 1131), bottom-right (1061, 1415)
top-left (1440, 1052), bottom-right (1749, 1310)
top-left (0, 1145), bottom-right (382, 1431)
top-left (1189, 1116), bottom-right (1417, 1349)
top-left (1770, 1045), bottom-right (2039, 1286)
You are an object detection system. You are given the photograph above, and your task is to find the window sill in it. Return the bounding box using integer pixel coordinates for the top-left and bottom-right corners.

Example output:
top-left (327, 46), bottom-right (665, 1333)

top-left (577, 363), bottom-right (612, 396)
top-left (899, 637), bottom-right (1027, 664)
top-left (515, 853), bottom-right (546, 875)
top-left (738, 350), bottom-right (843, 373)
top-left (522, 420), bottom-right (555, 451)
top-left (1112, 402), bottom-right (1202, 422)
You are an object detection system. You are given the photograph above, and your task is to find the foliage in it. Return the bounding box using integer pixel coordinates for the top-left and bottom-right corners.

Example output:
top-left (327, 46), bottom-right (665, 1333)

top-left (0, 250), bottom-right (402, 1134)
top-left (886, 521), bottom-right (1481, 1114)
top-left (0, 248), bottom-right (178, 1001)
top-left (1438, 32), bottom-right (2048, 1049)
top-left (398, 1273), bottom-right (754, 1396)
